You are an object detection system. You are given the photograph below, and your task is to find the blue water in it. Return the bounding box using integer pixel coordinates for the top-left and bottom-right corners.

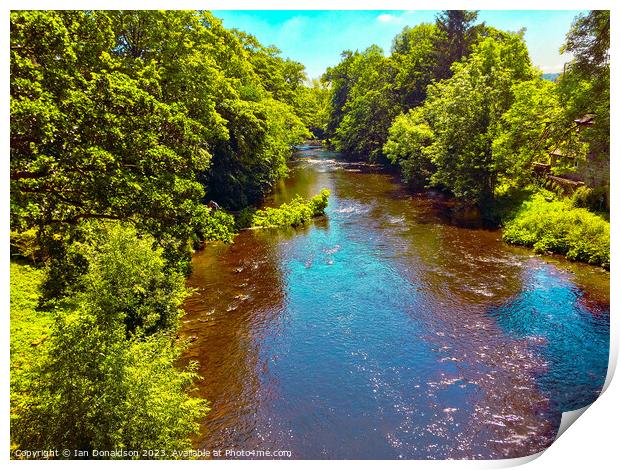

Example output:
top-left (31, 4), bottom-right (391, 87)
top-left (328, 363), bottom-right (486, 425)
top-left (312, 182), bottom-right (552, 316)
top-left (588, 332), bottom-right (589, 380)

top-left (183, 149), bottom-right (610, 459)
top-left (487, 266), bottom-right (610, 412)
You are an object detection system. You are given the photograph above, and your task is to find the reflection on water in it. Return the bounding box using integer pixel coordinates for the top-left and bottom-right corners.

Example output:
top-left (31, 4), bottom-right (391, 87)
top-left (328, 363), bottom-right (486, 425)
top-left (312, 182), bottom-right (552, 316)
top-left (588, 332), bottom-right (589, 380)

top-left (182, 148), bottom-right (610, 459)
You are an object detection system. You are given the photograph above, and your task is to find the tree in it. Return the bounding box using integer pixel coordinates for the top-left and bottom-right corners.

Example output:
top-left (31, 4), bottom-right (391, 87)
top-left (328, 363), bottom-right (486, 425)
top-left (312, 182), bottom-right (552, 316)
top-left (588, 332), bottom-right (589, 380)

top-left (12, 223), bottom-right (208, 457)
top-left (428, 34), bottom-right (534, 203)
top-left (10, 11), bottom-right (225, 263)
top-left (433, 10), bottom-right (480, 80)
top-left (492, 78), bottom-right (586, 185)
top-left (391, 23), bottom-right (441, 109)
top-left (559, 10), bottom-right (610, 161)
top-left (324, 46), bottom-right (400, 160)
top-left (322, 50), bottom-right (361, 137)
top-left (385, 33), bottom-right (535, 204)
top-left (562, 10), bottom-right (610, 74)
top-left (322, 12), bottom-right (491, 162)
top-left (293, 79), bottom-right (330, 139)
top-left (383, 108), bottom-right (435, 188)
top-left (11, 10), bottom-right (312, 265)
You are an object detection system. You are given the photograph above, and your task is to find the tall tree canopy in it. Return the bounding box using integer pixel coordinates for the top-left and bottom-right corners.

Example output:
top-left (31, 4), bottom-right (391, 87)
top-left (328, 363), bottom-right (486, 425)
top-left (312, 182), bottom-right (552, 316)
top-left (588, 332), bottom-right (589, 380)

top-left (325, 46), bottom-right (400, 160)
top-left (559, 10), bottom-right (610, 160)
top-left (385, 33), bottom-right (535, 204)
top-left (433, 10), bottom-right (481, 80)
top-left (11, 10), bottom-right (312, 263)
top-left (322, 10), bottom-right (492, 163)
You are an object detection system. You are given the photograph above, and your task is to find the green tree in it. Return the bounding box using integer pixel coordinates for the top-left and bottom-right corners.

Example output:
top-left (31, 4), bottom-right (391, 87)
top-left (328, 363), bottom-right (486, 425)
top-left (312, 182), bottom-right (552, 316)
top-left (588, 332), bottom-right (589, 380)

top-left (492, 78), bottom-right (575, 185)
top-left (12, 223), bottom-right (208, 457)
top-left (391, 23), bottom-right (441, 109)
top-left (427, 34), bottom-right (534, 203)
top-left (322, 50), bottom-right (361, 137)
top-left (383, 108), bottom-right (435, 188)
top-left (433, 10), bottom-right (481, 80)
top-left (562, 10), bottom-right (610, 74)
top-left (386, 33), bottom-right (535, 204)
top-left (11, 10), bottom-right (312, 266)
top-left (293, 78), bottom-right (330, 139)
top-left (559, 10), bottom-right (609, 160)
top-left (10, 11), bottom-right (227, 264)
top-left (325, 46), bottom-right (400, 160)
top-left (322, 12), bottom-right (492, 162)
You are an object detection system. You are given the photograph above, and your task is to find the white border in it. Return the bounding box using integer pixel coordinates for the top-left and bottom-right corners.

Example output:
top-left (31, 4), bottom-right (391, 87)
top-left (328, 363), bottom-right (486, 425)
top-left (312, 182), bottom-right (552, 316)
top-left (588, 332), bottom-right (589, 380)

top-left (2, 1), bottom-right (617, 468)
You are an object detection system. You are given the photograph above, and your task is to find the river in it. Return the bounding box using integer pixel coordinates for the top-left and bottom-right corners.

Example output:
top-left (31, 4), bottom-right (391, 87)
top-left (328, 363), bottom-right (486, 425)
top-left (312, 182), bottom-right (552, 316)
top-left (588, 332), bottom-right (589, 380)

top-left (181, 147), bottom-right (610, 459)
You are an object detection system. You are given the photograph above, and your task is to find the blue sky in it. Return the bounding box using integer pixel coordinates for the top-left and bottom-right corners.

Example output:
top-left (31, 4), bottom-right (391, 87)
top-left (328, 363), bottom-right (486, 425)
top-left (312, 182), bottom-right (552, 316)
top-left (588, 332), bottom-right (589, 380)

top-left (212, 10), bottom-right (584, 79)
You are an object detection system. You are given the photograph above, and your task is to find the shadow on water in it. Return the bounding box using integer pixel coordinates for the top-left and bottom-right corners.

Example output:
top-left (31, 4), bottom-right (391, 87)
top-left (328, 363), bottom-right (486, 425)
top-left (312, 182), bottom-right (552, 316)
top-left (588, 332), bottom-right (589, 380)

top-left (182, 148), bottom-right (609, 459)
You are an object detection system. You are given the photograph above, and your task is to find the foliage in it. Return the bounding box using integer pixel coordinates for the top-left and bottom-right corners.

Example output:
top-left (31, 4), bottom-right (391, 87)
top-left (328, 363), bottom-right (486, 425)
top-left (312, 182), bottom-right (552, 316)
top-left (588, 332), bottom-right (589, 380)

top-left (561, 10), bottom-right (610, 74)
top-left (383, 108), bottom-right (435, 188)
top-left (11, 11), bottom-right (213, 254)
top-left (10, 262), bottom-right (51, 436)
top-left (433, 10), bottom-right (481, 80)
top-left (503, 194), bottom-right (609, 268)
top-left (402, 34), bottom-right (534, 204)
top-left (325, 46), bottom-right (400, 160)
top-left (571, 186), bottom-right (608, 213)
top-left (558, 10), bottom-right (609, 163)
top-left (482, 184), bottom-right (537, 225)
top-left (65, 223), bottom-right (189, 336)
top-left (321, 11), bottom-right (514, 164)
top-left (391, 23), bottom-right (441, 110)
top-left (293, 79), bottom-right (330, 139)
top-left (492, 78), bottom-right (587, 183)
top-left (197, 208), bottom-right (237, 244)
top-left (10, 10), bottom-right (312, 264)
top-left (10, 228), bottom-right (43, 263)
top-left (11, 223), bottom-right (208, 457)
top-left (250, 189), bottom-right (330, 228)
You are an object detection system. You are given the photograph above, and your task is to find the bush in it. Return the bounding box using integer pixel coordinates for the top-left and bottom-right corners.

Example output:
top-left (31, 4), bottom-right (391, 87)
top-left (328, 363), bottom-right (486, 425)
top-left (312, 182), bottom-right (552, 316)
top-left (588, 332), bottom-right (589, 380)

top-left (10, 229), bottom-right (44, 263)
top-left (197, 207), bottom-right (236, 243)
top-left (235, 207), bottom-right (257, 230)
top-left (10, 261), bottom-right (51, 443)
top-left (250, 189), bottom-right (330, 228)
top-left (11, 223), bottom-right (208, 457)
top-left (571, 185), bottom-right (608, 213)
top-left (503, 194), bottom-right (610, 268)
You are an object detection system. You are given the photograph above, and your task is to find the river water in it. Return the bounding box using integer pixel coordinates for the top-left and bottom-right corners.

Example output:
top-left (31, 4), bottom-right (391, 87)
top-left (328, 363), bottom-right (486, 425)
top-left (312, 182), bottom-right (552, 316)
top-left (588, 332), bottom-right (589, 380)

top-left (182, 147), bottom-right (610, 459)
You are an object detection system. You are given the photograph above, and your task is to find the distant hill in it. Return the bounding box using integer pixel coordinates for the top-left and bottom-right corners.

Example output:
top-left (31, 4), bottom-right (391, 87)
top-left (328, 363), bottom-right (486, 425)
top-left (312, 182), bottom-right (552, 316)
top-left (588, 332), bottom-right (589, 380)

top-left (542, 73), bottom-right (561, 82)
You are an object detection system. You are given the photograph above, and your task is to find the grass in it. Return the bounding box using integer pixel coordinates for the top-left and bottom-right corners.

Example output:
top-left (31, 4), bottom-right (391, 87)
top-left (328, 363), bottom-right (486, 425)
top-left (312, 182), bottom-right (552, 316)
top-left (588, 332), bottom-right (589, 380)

top-left (502, 193), bottom-right (610, 269)
top-left (10, 261), bottom-right (52, 423)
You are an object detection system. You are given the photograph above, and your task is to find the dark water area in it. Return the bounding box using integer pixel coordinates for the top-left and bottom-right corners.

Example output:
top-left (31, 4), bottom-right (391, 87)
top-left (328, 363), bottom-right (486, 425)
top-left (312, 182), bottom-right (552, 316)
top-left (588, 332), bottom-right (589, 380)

top-left (181, 148), bottom-right (610, 459)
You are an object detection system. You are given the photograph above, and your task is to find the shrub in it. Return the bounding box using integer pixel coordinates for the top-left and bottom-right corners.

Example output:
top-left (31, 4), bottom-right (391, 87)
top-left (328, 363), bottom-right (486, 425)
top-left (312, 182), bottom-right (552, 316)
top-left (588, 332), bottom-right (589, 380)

top-left (503, 194), bottom-right (609, 268)
top-left (197, 206), bottom-right (236, 243)
top-left (250, 189), bottom-right (330, 228)
top-left (10, 261), bottom-right (51, 443)
top-left (10, 229), bottom-right (44, 263)
top-left (11, 223), bottom-right (208, 457)
top-left (571, 185), bottom-right (608, 213)
top-left (235, 207), bottom-right (257, 230)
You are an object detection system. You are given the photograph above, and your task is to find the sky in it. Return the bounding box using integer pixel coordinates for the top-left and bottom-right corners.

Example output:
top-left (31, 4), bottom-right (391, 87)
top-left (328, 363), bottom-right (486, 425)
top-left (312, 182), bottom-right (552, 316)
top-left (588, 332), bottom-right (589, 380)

top-left (212, 10), bottom-right (584, 79)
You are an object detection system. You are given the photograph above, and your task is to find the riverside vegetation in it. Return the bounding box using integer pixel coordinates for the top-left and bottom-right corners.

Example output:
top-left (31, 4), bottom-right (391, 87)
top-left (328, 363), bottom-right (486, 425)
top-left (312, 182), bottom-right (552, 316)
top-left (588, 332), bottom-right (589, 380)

top-left (10, 9), bottom-right (609, 459)
top-left (322, 10), bottom-right (609, 268)
top-left (10, 10), bottom-right (328, 458)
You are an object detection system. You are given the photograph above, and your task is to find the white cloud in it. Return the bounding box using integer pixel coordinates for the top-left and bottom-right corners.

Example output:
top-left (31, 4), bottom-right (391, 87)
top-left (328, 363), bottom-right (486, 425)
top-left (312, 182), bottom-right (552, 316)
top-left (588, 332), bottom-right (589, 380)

top-left (377, 14), bottom-right (401, 24)
top-left (376, 11), bottom-right (420, 25)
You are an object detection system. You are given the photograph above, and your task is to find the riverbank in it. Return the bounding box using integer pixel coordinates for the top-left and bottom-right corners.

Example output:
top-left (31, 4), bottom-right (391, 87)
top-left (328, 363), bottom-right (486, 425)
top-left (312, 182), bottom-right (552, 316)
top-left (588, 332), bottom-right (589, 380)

top-left (502, 193), bottom-right (610, 269)
top-left (329, 153), bottom-right (610, 270)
